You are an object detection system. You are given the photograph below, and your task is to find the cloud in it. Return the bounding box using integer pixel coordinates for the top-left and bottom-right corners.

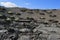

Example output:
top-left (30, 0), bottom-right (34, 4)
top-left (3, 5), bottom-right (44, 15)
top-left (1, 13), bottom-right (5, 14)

top-left (0, 2), bottom-right (18, 7)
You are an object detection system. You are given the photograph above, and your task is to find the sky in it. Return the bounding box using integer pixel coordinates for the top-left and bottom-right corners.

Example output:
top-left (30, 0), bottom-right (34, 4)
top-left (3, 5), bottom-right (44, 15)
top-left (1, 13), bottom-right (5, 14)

top-left (0, 0), bottom-right (60, 9)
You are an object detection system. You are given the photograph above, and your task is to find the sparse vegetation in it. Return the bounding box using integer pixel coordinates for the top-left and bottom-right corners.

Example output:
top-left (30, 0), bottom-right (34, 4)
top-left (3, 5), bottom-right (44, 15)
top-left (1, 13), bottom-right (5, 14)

top-left (16, 13), bottom-right (21, 15)
top-left (49, 14), bottom-right (57, 17)
top-left (39, 13), bottom-right (45, 15)
top-left (20, 8), bottom-right (27, 12)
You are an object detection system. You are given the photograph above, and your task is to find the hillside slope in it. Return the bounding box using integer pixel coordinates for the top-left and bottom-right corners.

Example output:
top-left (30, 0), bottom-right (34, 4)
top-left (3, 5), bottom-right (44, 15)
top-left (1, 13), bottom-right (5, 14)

top-left (0, 6), bottom-right (60, 40)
